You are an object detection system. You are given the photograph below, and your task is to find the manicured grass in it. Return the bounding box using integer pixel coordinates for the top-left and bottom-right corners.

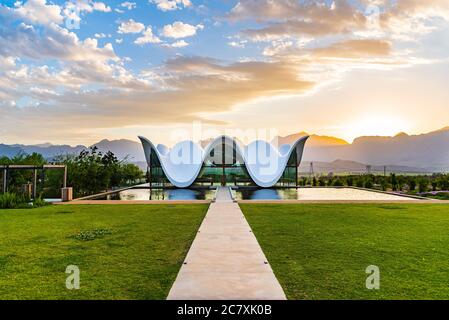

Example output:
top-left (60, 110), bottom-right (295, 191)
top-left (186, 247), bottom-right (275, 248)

top-left (0, 204), bottom-right (208, 300)
top-left (241, 204), bottom-right (449, 300)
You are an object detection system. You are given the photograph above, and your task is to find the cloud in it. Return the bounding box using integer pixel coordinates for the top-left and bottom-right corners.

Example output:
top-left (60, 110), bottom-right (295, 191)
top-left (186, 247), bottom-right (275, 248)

top-left (163, 40), bottom-right (190, 48)
top-left (94, 33), bottom-right (107, 38)
top-left (1, 0), bottom-right (448, 144)
top-left (161, 21), bottom-right (204, 38)
top-left (312, 39), bottom-right (392, 59)
top-left (117, 19), bottom-right (145, 33)
top-left (228, 40), bottom-right (247, 48)
top-left (62, 1), bottom-right (113, 24)
top-left (14, 0), bottom-right (64, 26)
top-left (0, 56), bottom-right (315, 140)
top-left (229, 0), bottom-right (449, 42)
top-left (232, 0), bottom-right (366, 41)
top-left (151, 0), bottom-right (192, 12)
top-left (0, 9), bottom-right (117, 63)
top-left (0, 56), bottom-right (17, 70)
top-left (135, 27), bottom-right (162, 45)
top-left (120, 2), bottom-right (136, 10)
top-left (92, 2), bottom-right (111, 12)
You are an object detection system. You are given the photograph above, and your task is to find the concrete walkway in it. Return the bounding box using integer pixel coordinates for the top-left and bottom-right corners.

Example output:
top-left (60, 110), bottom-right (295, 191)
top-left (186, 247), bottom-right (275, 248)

top-left (167, 187), bottom-right (286, 300)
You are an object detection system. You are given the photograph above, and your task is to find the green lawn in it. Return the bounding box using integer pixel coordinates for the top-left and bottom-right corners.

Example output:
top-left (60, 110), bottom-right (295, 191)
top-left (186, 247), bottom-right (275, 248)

top-left (0, 204), bottom-right (208, 300)
top-left (241, 204), bottom-right (449, 300)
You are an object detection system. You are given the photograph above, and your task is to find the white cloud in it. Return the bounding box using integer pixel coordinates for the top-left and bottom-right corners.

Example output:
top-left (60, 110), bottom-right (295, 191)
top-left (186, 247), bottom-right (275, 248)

top-left (163, 40), bottom-right (190, 48)
top-left (135, 27), bottom-right (162, 45)
top-left (228, 40), bottom-right (247, 48)
top-left (95, 33), bottom-right (107, 38)
top-left (0, 56), bottom-right (17, 70)
top-left (121, 2), bottom-right (136, 10)
top-left (0, 7), bottom-right (118, 64)
top-left (92, 2), bottom-right (111, 12)
top-left (14, 0), bottom-right (64, 26)
top-left (262, 40), bottom-right (293, 56)
top-left (116, 38), bottom-right (123, 44)
top-left (118, 19), bottom-right (145, 33)
top-left (62, 1), bottom-right (112, 24)
top-left (161, 21), bottom-right (204, 39)
top-left (151, 0), bottom-right (192, 12)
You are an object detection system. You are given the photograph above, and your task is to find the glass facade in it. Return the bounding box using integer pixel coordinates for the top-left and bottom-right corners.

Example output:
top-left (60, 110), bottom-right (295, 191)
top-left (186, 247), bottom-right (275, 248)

top-left (147, 137), bottom-right (299, 187)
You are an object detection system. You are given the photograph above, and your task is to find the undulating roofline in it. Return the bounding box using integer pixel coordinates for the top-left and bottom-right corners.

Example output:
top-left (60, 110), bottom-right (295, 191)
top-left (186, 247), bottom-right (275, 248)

top-left (138, 135), bottom-right (309, 188)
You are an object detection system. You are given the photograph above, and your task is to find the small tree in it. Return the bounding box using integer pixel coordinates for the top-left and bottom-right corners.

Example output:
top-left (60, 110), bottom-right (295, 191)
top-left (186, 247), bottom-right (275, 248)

top-left (356, 177), bottom-right (364, 188)
top-left (409, 178), bottom-right (417, 192)
top-left (381, 180), bottom-right (388, 191)
top-left (333, 178), bottom-right (344, 187)
top-left (418, 178), bottom-right (428, 193)
top-left (346, 176), bottom-right (354, 187)
top-left (364, 176), bottom-right (374, 189)
top-left (391, 174), bottom-right (398, 191)
top-left (319, 177), bottom-right (326, 187)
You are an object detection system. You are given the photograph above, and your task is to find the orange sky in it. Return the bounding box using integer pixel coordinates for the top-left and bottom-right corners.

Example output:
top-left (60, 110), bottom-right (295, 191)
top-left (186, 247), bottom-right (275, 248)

top-left (1, 0), bottom-right (449, 145)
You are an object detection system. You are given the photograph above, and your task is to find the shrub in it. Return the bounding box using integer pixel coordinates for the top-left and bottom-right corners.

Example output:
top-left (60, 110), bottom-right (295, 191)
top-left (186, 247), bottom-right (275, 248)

top-left (333, 179), bottom-right (344, 187)
top-left (364, 180), bottom-right (373, 189)
top-left (33, 197), bottom-right (50, 208)
top-left (0, 192), bottom-right (30, 209)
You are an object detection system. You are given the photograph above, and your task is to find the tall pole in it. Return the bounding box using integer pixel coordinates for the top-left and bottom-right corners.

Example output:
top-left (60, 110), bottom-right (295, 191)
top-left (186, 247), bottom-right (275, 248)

top-left (33, 169), bottom-right (37, 199)
top-left (2, 168), bottom-right (7, 194)
top-left (63, 166), bottom-right (67, 188)
top-left (310, 162), bottom-right (314, 179)
top-left (222, 136), bottom-right (226, 186)
top-left (41, 168), bottom-right (45, 196)
top-left (296, 164), bottom-right (299, 187)
top-left (366, 165), bottom-right (372, 175)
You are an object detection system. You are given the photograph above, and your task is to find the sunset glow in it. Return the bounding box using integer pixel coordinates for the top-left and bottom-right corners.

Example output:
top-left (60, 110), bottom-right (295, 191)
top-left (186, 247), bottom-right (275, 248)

top-left (0, 0), bottom-right (448, 145)
top-left (342, 114), bottom-right (413, 142)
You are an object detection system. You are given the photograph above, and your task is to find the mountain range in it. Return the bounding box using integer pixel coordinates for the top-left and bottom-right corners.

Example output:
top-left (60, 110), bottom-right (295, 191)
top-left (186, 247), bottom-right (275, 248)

top-left (1, 127), bottom-right (448, 172)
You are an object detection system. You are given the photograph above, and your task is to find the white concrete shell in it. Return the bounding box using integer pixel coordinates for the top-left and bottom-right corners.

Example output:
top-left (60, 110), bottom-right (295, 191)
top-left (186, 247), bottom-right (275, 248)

top-left (138, 135), bottom-right (309, 188)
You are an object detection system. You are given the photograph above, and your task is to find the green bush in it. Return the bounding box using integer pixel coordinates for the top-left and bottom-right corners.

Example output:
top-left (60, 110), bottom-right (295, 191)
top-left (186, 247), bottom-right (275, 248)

top-left (364, 180), bottom-right (373, 189)
top-left (0, 192), bottom-right (31, 209)
top-left (333, 179), bottom-right (344, 187)
top-left (33, 197), bottom-right (50, 208)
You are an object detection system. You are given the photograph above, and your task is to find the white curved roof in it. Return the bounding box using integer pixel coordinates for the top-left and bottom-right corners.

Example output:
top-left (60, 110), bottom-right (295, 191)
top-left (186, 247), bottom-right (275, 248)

top-left (138, 135), bottom-right (309, 188)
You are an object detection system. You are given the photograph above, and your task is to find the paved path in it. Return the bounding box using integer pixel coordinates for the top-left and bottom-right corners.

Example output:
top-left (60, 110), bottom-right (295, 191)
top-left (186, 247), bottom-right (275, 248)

top-left (167, 187), bottom-right (286, 300)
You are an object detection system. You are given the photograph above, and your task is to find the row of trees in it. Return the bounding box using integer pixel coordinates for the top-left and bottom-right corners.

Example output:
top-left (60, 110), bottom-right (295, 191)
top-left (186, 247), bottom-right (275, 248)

top-left (1, 147), bottom-right (143, 198)
top-left (298, 173), bottom-right (449, 194)
top-left (55, 147), bottom-right (143, 197)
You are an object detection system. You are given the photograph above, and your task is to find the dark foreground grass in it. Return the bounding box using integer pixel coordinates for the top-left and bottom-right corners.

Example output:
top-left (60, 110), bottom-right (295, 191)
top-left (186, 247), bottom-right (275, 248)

top-left (241, 204), bottom-right (449, 300)
top-left (0, 204), bottom-right (208, 300)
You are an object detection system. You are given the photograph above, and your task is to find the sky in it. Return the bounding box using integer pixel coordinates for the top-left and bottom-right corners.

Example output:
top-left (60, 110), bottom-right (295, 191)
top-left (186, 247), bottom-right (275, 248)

top-left (1, 0), bottom-right (449, 146)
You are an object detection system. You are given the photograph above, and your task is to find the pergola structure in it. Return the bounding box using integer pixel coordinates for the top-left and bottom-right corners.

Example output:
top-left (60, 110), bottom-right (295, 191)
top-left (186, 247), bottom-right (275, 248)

top-left (1, 164), bottom-right (67, 199)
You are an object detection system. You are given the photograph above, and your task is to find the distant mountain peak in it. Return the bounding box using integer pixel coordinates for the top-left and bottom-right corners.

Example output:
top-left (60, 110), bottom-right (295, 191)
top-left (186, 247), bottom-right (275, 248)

top-left (275, 132), bottom-right (348, 147)
top-left (34, 142), bottom-right (53, 148)
top-left (394, 132), bottom-right (409, 138)
top-left (436, 126), bottom-right (449, 132)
